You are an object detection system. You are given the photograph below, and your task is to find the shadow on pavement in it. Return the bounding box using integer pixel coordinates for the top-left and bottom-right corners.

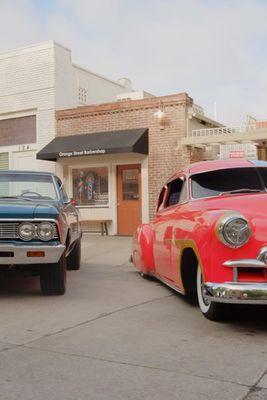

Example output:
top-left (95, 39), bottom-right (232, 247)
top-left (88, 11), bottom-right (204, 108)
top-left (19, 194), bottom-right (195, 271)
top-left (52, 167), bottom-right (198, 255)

top-left (0, 275), bottom-right (41, 297)
top-left (152, 275), bottom-right (267, 331)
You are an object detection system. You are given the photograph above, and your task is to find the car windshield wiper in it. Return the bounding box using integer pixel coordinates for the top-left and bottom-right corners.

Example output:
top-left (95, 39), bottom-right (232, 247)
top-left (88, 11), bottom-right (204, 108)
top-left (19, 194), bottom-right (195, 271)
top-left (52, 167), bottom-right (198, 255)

top-left (219, 188), bottom-right (264, 196)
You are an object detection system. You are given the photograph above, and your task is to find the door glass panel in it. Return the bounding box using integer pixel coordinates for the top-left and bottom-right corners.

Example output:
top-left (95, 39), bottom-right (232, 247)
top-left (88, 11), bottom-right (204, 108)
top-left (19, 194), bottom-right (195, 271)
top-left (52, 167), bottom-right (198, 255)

top-left (122, 169), bottom-right (139, 200)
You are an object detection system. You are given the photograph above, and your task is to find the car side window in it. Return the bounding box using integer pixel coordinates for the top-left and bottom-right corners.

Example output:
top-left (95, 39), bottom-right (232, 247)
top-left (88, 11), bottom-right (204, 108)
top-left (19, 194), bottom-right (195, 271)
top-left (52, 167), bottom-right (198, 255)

top-left (61, 186), bottom-right (69, 203)
top-left (56, 178), bottom-right (69, 203)
top-left (165, 178), bottom-right (184, 207)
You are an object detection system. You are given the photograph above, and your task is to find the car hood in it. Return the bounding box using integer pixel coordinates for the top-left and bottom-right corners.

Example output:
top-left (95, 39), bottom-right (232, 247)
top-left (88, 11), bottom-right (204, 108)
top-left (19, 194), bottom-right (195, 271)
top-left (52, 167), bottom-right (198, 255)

top-left (0, 199), bottom-right (60, 219)
top-left (199, 192), bottom-right (267, 218)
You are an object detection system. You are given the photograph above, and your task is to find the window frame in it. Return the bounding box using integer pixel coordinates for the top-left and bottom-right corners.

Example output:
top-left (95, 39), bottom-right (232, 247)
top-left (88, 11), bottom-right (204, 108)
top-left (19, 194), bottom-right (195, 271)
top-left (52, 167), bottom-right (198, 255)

top-left (157, 175), bottom-right (188, 212)
top-left (55, 177), bottom-right (69, 203)
top-left (165, 176), bottom-right (187, 208)
top-left (156, 185), bottom-right (168, 212)
top-left (189, 167), bottom-right (266, 200)
top-left (70, 164), bottom-right (110, 208)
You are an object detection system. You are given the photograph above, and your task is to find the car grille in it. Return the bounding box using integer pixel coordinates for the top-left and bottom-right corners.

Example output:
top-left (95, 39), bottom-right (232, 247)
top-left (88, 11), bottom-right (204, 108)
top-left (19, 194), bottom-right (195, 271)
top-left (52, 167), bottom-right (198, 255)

top-left (0, 222), bottom-right (59, 240)
top-left (0, 222), bottom-right (20, 239)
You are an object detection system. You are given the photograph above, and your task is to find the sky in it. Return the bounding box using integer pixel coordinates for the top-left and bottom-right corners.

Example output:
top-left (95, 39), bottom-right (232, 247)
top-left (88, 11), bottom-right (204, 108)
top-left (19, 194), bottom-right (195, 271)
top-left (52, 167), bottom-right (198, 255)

top-left (0, 0), bottom-right (267, 125)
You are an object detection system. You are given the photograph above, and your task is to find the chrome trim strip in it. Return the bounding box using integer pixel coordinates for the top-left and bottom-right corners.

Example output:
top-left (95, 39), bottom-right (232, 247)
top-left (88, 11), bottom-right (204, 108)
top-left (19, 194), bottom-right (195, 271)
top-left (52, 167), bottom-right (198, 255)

top-left (151, 272), bottom-right (185, 295)
top-left (223, 259), bottom-right (267, 268)
top-left (223, 246), bottom-right (267, 270)
top-left (204, 282), bottom-right (267, 304)
top-left (0, 218), bottom-right (58, 221)
top-left (233, 267), bottom-right (238, 282)
top-left (0, 243), bottom-right (65, 265)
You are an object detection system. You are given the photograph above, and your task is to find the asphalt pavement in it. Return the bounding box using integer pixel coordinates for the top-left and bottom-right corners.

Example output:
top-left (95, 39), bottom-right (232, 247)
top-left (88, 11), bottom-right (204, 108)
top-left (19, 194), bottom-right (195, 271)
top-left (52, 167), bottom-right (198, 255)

top-left (0, 235), bottom-right (266, 400)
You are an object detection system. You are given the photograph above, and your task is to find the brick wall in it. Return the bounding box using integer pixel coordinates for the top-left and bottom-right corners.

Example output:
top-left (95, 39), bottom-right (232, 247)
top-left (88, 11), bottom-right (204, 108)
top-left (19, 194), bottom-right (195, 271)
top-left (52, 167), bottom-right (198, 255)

top-left (56, 93), bottom-right (203, 219)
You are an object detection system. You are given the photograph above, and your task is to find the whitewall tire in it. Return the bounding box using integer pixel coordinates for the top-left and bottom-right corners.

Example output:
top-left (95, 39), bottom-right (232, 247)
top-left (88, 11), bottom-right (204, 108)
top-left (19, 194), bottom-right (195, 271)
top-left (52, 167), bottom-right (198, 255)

top-left (197, 266), bottom-right (211, 314)
top-left (196, 265), bottom-right (228, 321)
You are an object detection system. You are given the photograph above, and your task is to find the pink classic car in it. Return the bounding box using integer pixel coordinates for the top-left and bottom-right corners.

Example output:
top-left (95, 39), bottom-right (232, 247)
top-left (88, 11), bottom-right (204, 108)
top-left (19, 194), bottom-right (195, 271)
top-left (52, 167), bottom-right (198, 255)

top-left (132, 159), bottom-right (267, 320)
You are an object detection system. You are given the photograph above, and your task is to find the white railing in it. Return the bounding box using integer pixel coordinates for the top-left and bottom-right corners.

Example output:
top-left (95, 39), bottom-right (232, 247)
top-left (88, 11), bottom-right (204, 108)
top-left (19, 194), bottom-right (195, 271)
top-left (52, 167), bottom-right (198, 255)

top-left (192, 104), bottom-right (204, 116)
top-left (191, 120), bottom-right (267, 138)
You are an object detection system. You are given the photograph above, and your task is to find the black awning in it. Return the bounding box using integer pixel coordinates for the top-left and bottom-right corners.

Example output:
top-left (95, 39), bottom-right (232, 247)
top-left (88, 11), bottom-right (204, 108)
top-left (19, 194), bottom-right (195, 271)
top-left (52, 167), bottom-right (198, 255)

top-left (37, 128), bottom-right (148, 161)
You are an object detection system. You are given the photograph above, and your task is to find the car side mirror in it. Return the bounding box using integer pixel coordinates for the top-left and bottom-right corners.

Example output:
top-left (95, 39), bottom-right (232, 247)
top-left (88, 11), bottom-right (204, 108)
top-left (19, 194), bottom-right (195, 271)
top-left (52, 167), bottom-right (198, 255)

top-left (70, 198), bottom-right (78, 206)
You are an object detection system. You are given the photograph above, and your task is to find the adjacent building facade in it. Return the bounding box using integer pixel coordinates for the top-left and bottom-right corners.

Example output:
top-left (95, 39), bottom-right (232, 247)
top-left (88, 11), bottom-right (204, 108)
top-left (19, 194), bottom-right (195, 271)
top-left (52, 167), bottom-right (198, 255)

top-left (38, 93), bottom-right (221, 235)
top-left (182, 120), bottom-right (267, 160)
top-left (0, 41), bottom-right (132, 172)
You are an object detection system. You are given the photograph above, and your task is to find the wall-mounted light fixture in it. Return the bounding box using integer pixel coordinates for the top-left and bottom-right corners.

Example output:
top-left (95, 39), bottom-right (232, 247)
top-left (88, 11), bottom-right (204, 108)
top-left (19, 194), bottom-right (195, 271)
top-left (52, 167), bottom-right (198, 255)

top-left (153, 102), bottom-right (166, 129)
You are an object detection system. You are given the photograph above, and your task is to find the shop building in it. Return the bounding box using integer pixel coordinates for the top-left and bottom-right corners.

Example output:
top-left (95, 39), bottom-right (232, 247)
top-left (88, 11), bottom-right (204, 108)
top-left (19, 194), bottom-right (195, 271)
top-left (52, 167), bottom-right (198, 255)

top-left (0, 41), bottom-right (133, 172)
top-left (37, 93), bottom-right (221, 235)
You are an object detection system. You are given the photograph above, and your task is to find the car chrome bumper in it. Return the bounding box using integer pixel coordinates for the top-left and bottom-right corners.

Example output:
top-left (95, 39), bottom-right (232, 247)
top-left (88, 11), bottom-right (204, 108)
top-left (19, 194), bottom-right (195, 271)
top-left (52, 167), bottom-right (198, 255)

top-left (204, 282), bottom-right (267, 304)
top-left (0, 243), bottom-right (65, 265)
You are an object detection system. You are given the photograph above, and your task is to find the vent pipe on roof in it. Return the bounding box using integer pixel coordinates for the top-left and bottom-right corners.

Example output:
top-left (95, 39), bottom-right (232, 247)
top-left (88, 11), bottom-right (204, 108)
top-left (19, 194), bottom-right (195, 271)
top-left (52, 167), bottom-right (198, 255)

top-left (117, 77), bottom-right (132, 90)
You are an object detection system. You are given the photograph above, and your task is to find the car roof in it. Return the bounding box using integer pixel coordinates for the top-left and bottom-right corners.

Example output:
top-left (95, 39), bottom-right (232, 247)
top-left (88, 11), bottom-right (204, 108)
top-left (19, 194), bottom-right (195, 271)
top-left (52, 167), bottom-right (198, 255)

top-left (166, 159), bottom-right (267, 183)
top-left (0, 170), bottom-right (56, 176)
top-left (187, 159), bottom-right (267, 175)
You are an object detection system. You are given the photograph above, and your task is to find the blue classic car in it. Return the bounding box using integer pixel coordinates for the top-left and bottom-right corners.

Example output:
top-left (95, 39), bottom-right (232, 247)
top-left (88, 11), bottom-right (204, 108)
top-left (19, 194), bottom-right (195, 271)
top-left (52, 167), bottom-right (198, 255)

top-left (0, 170), bottom-right (82, 295)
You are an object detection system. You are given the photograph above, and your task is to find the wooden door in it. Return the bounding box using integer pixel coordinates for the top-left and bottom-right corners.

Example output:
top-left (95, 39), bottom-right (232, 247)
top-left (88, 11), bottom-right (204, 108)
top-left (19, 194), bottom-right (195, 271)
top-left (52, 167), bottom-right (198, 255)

top-left (117, 164), bottom-right (141, 236)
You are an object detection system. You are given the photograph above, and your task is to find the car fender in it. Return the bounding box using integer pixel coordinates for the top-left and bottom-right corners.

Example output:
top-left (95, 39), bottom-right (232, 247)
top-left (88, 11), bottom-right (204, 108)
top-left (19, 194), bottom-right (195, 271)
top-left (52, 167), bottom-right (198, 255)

top-left (178, 208), bottom-right (251, 283)
top-left (173, 208), bottom-right (232, 284)
top-left (133, 224), bottom-right (155, 274)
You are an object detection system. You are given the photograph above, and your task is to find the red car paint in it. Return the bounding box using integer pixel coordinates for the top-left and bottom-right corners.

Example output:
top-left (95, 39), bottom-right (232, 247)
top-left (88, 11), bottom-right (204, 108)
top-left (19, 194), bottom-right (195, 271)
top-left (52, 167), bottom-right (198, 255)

top-left (132, 159), bottom-right (267, 295)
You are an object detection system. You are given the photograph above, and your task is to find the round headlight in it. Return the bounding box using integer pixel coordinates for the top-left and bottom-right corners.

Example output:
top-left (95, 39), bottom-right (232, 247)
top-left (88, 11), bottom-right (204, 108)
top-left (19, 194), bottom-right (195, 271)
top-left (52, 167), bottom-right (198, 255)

top-left (37, 222), bottom-right (54, 241)
top-left (18, 222), bottom-right (35, 241)
top-left (218, 215), bottom-right (250, 248)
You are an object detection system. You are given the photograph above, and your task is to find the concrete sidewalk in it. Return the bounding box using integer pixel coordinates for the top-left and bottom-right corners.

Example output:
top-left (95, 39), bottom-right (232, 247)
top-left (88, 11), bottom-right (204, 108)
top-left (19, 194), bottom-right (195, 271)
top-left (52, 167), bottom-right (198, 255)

top-left (81, 234), bottom-right (133, 265)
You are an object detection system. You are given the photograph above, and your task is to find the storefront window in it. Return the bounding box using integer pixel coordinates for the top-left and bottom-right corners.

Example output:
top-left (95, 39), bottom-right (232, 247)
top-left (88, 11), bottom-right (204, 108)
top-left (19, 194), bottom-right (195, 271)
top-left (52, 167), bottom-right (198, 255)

top-left (122, 169), bottom-right (139, 200)
top-left (72, 167), bottom-right (108, 206)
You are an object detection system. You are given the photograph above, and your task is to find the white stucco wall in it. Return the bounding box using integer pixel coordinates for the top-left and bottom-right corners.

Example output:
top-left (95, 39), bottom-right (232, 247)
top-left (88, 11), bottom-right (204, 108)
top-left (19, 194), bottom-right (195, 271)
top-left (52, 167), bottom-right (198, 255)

top-left (54, 43), bottom-right (77, 110)
top-left (0, 41), bottom-right (56, 172)
top-left (74, 64), bottom-right (131, 105)
top-left (0, 40), bottom-right (132, 173)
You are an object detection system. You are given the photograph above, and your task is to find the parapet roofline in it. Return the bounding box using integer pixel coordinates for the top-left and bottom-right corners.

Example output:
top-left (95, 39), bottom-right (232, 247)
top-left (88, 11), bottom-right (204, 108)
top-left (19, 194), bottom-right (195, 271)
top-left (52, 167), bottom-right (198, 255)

top-left (0, 41), bottom-right (132, 91)
top-left (56, 92), bottom-right (193, 119)
top-left (0, 40), bottom-right (71, 59)
top-left (72, 63), bottom-right (131, 89)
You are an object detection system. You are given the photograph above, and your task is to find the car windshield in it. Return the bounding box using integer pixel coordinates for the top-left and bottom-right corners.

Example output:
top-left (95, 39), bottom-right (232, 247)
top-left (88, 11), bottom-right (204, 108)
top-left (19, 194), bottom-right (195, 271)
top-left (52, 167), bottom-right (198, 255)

top-left (190, 167), bottom-right (267, 199)
top-left (0, 173), bottom-right (58, 200)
